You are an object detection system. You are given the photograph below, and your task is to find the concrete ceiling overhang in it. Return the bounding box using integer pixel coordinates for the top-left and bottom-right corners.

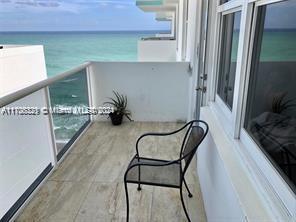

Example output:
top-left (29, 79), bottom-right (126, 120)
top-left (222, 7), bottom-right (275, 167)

top-left (136, 0), bottom-right (179, 12)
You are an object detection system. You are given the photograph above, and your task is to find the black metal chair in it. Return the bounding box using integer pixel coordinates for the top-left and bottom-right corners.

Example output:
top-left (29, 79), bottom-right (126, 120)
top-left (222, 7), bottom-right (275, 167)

top-left (124, 120), bottom-right (208, 222)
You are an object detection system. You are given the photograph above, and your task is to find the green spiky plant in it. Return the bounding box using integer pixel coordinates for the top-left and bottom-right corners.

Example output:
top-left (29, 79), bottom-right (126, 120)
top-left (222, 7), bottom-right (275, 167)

top-left (271, 92), bottom-right (296, 114)
top-left (104, 91), bottom-right (132, 125)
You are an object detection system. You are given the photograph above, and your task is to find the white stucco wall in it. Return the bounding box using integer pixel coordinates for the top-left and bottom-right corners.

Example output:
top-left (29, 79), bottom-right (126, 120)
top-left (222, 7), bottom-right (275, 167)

top-left (198, 107), bottom-right (275, 222)
top-left (138, 40), bottom-right (177, 61)
top-left (0, 45), bottom-right (54, 220)
top-left (184, 0), bottom-right (201, 120)
top-left (0, 45), bottom-right (47, 97)
top-left (197, 129), bottom-right (245, 221)
top-left (185, 0), bottom-right (198, 62)
top-left (89, 61), bottom-right (190, 122)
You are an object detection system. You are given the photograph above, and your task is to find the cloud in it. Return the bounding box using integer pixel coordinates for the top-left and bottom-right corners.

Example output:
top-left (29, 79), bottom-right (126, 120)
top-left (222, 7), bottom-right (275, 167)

top-left (99, 2), bottom-right (108, 7)
top-left (114, 4), bottom-right (127, 9)
top-left (0, 0), bottom-right (134, 13)
top-left (77, 0), bottom-right (133, 4)
top-left (75, 0), bottom-right (134, 7)
top-left (14, 0), bottom-right (60, 7)
top-left (38, 2), bottom-right (60, 7)
top-left (2, 0), bottom-right (61, 8)
top-left (6, 0), bottom-right (134, 6)
top-left (15, 1), bottom-right (38, 7)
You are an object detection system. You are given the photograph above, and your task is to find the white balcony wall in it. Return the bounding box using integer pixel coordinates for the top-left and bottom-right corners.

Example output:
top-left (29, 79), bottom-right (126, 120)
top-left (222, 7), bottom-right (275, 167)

top-left (89, 62), bottom-right (190, 122)
top-left (0, 90), bottom-right (54, 219)
top-left (185, 0), bottom-right (198, 62)
top-left (176, 0), bottom-right (184, 61)
top-left (0, 45), bottom-right (47, 97)
top-left (138, 40), bottom-right (177, 61)
top-left (197, 125), bottom-right (245, 221)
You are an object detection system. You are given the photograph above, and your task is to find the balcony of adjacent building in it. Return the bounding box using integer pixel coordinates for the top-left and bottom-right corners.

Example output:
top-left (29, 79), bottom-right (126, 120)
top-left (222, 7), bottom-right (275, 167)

top-left (136, 0), bottom-right (179, 61)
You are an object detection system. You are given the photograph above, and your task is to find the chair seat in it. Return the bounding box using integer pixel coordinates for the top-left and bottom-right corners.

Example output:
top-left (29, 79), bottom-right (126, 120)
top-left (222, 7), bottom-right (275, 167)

top-left (125, 156), bottom-right (181, 188)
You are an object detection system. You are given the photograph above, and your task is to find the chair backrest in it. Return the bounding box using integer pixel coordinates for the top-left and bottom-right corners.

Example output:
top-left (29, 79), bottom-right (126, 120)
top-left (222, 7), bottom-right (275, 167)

top-left (180, 120), bottom-right (208, 174)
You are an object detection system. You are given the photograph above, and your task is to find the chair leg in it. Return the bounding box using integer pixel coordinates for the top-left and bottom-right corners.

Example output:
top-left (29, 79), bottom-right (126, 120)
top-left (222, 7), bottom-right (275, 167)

top-left (180, 186), bottom-right (191, 222)
top-left (124, 181), bottom-right (129, 222)
top-left (184, 179), bottom-right (193, 198)
top-left (137, 165), bottom-right (141, 191)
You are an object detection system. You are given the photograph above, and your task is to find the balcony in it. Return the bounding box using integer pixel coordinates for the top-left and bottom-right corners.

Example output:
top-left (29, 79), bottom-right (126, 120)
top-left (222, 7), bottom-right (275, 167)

top-left (15, 122), bottom-right (206, 221)
top-left (0, 55), bottom-right (194, 221)
top-left (138, 38), bottom-right (177, 61)
top-left (135, 0), bottom-right (178, 62)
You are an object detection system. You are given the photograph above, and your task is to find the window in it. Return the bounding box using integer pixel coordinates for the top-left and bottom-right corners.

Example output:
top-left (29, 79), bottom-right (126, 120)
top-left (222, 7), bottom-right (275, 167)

top-left (217, 11), bottom-right (241, 109)
top-left (244, 0), bottom-right (296, 193)
top-left (220, 0), bottom-right (231, 4)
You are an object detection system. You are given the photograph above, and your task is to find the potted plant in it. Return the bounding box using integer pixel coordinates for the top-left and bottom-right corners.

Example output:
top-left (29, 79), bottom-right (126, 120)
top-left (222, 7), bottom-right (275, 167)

top-left (271, 92), bottom-right (296, 114)
top-left (104, 91), bottom-right (132, 125)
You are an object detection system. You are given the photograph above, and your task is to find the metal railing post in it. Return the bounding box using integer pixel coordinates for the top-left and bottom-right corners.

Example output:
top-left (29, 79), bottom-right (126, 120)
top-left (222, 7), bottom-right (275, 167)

top-left (44, 87), bottom-right (58, 166)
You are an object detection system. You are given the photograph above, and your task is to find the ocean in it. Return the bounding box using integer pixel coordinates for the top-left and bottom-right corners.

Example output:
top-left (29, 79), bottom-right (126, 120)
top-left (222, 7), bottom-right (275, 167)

top-left (0, 31), bottom-right (157, 76)
top-left (231, 29), bottom-right (296, 61)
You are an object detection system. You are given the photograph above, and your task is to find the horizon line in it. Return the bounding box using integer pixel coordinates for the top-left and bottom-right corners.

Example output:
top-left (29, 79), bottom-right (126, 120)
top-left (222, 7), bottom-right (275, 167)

top-left (0, 29), bottom-right (171, 33)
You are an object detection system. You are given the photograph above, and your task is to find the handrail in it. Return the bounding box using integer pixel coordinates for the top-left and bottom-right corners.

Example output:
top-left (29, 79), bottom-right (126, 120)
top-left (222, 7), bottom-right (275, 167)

top-left (0, 62), bottom-right (91, 108)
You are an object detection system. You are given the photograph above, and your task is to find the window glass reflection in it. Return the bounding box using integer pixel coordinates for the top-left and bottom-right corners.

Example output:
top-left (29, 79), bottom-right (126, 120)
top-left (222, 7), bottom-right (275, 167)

top-left (245, 0), bottom-right (296, 192)
top-left (217, 11), bottom-right (241, 109)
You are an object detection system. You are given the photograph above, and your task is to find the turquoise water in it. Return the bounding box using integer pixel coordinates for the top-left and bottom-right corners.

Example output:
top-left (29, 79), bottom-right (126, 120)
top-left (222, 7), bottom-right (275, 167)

top-left (0, 31), bottom-right (155, 76)
top-left (48, 70), bottom-right (90, 142)
top-left (260, 30), bottom-right (296, 62)
top-left (231, 30), bottom-right (296, 62)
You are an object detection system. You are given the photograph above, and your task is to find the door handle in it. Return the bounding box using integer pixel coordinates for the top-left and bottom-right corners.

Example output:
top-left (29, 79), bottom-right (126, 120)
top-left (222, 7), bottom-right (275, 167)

top-left (195, 86), bottom-right (207, 93)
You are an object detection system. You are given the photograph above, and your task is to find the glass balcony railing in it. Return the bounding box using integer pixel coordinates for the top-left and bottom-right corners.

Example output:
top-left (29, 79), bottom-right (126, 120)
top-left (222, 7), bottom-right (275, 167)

top-left (0, 63), bottom-right (92, 221)
top-left (0, 63), bottom-right (91, 162)
top-left (48, 68), bottom-right (90, 160)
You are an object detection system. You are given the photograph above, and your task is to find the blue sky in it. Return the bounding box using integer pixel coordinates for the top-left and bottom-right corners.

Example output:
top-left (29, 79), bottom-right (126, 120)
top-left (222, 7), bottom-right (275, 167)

top-left (0, 0), bottom-right (170, 31)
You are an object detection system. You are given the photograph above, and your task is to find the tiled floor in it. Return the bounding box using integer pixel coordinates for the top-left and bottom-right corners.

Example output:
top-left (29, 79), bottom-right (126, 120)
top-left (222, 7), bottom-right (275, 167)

top-left (16, 122), bottom-right (207, 222)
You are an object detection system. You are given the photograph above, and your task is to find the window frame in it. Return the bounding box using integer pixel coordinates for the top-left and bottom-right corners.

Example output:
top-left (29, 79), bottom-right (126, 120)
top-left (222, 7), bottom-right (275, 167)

top-left (217, 9), bottom-right (242, 111)
top-left (207, 0), bottom-right (296, 216)
top-left (239, 0), bottom-right (296, 216)
top-left (212, 5), bottom-right (242, 135)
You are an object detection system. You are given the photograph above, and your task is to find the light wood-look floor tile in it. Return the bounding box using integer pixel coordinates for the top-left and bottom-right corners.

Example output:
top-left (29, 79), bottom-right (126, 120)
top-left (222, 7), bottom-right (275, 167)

top-left (16, 122), bottom-right (207, 222)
